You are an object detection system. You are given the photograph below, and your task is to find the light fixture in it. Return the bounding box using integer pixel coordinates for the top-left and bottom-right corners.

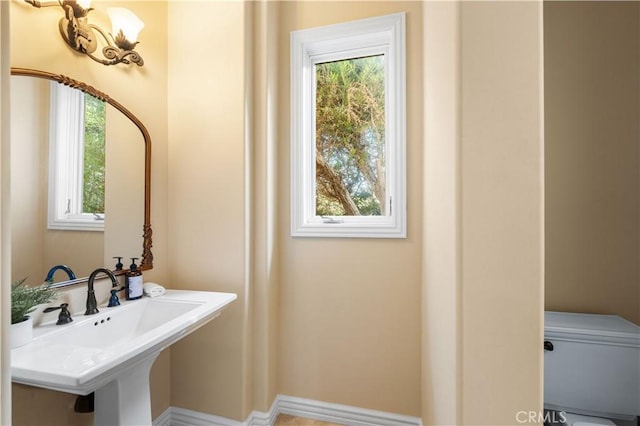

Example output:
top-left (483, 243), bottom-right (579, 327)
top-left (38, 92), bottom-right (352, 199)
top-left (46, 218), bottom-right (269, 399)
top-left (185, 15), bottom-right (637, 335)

top-left (24, 0), bottom-right (144, 67)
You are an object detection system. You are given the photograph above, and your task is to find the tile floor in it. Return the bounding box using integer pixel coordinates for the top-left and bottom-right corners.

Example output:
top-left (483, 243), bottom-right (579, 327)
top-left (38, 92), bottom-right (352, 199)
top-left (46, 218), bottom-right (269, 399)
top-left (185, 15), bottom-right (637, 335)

top-left (274, 414), bottom-right (343, 426)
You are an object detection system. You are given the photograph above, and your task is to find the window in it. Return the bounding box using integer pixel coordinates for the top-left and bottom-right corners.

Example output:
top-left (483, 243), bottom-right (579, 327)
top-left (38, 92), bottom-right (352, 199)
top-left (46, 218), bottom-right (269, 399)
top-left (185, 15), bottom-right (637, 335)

top-left (290, 13), bottom-right (406, 238)
top-left (48, 82), bottom-right (106, 231)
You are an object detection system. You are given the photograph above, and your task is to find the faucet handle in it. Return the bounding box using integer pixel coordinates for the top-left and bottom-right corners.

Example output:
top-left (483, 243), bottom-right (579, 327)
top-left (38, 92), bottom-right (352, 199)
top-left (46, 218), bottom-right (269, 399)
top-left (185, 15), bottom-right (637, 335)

top-left (108, 287), bottom-right (125, 307)
top-left (44, 303), bottom-right (73, 325)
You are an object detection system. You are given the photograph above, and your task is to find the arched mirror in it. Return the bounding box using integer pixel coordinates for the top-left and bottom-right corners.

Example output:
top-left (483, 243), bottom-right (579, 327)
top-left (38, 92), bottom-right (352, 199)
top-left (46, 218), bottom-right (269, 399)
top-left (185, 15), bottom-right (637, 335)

top-left (10, 67), bottom-right (152, 287)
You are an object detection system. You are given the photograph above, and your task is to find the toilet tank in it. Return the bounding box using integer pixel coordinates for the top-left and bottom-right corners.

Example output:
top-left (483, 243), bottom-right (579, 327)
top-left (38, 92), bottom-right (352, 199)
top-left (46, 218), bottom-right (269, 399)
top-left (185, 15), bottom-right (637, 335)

top-left (544, 312), bottom-right (640, 419)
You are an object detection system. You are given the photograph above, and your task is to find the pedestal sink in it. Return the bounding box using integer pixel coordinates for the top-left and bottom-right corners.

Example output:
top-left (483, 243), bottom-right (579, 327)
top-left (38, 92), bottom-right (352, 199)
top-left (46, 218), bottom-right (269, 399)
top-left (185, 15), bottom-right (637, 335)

top-left (11, 289), bottom-right (237, 425)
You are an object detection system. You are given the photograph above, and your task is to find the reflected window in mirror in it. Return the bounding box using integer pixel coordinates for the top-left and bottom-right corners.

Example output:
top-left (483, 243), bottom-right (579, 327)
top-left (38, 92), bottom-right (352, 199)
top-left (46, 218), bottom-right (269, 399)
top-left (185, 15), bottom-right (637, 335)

top-left (48, 82), bottom-right (106, 231)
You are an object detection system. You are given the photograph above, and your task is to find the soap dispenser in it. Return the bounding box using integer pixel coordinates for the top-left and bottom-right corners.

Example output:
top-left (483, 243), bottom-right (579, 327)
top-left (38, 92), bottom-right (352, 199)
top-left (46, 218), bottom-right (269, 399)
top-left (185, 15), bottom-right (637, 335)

top-left (125, 258), bottom-right (143, 300)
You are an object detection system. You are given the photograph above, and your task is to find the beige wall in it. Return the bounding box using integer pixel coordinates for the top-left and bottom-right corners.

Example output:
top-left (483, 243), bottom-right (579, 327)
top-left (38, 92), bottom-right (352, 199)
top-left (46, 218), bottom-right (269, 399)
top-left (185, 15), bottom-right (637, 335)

top-left (43, 231), bottom-right (103, 281)
top-left (9, 1), bottom-right (170, 424)
top-left (422, 2), bottom-right (461, 424)
top-left (250, 1), bottom-right (281, 413)
top-left (460, 2), bottom-right (544, 423)
top-left (3, 1), bottom-right (547, 425)
top-left (167, 0), bottom-right (251, 420)
top-left (544, 1), bottom-right (640, 325)
top-left (277, 1), bottom-right (423, 417)
top-left (166, 1), bottom-right (424, 419)
top-left (10, 77), bottom-right (47, 283)
top-left (103, 106), bottom-right (146, 271)
top-left (421, 2), bottom-right (545, 424)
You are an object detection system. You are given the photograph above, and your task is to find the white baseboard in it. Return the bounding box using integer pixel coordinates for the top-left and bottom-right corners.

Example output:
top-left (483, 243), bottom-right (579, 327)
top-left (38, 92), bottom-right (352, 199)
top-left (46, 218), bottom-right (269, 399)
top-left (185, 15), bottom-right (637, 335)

top-left (164, 406), bottom-right (241, 426)
top-left (275, 395), bottom-right (421, 426)
top-left (245, 396), bottom-right (279, 426)
top-left (153, 394), bottom-right (422, 426)
top-left (245, 397), bottom-right (279, 426)
top-left (152, 406), bottom-right (173, 426)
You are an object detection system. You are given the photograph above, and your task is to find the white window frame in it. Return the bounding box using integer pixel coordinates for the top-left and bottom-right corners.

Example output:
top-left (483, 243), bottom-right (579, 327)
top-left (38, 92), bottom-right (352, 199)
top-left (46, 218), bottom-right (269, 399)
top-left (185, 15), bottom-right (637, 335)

top-left (48, 82), bottom-right (104, 231)
top-left (290, 13), bottom-right (406, 238)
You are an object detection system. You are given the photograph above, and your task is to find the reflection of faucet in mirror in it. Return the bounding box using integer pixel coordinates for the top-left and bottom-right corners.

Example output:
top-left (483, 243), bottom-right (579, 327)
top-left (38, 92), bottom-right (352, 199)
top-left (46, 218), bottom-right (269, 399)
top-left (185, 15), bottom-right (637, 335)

top-left (45, 265), bottom-right (76, 284)
top-left (85, 268), bottom-right (119, 315)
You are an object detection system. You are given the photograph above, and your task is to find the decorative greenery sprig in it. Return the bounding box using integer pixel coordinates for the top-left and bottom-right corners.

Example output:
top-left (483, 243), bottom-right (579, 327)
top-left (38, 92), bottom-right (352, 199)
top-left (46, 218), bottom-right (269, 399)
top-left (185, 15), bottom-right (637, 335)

top-left (11, 278), bottom-right (58, 325)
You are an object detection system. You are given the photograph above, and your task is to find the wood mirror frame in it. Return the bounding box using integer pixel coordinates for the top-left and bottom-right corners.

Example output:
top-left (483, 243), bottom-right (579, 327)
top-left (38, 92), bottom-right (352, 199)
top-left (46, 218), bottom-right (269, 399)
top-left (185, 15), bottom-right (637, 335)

top-left (11, 67), bottom-right (153, 285)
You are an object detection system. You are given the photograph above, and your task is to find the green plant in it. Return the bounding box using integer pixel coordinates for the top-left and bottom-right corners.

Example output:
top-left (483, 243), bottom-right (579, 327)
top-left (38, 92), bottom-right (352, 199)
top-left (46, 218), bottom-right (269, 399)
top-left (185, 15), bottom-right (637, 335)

top-left (11, 278), bottom-right (57, 325)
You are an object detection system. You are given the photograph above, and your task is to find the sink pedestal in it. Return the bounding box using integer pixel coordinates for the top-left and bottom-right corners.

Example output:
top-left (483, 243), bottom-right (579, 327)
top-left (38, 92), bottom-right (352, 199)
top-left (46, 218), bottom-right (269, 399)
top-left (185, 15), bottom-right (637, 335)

top-left (94, 353), bottom-right (159, 426)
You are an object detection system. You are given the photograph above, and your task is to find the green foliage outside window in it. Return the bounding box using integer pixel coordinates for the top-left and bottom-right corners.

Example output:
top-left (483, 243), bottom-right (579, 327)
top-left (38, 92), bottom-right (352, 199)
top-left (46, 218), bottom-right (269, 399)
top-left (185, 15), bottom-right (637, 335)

top-left (315, 55), bottom-right (386, 216)
top-left (83, 94), bottom-right (106, 214)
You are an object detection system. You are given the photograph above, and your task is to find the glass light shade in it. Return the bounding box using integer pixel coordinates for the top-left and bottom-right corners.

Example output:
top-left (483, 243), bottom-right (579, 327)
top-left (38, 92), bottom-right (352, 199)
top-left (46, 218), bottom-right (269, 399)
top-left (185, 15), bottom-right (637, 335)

top-left (107, 7), bottom-right (144, 43)
top-left (76, 0), bottom-right (92, 9)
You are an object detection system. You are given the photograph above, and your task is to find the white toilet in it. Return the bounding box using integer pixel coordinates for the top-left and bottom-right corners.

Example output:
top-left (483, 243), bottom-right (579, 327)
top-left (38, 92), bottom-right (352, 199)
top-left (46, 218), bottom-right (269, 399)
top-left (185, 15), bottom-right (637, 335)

top-left (544, 311), bottom-right (640, 426)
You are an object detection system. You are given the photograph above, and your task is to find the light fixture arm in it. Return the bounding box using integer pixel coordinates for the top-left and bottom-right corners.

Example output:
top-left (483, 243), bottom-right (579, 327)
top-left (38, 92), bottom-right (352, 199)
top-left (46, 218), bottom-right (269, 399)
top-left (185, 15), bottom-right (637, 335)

top-left (24, 0), bottom-right (144, 67)
top-left (87, 23), bottom-right (144, 66)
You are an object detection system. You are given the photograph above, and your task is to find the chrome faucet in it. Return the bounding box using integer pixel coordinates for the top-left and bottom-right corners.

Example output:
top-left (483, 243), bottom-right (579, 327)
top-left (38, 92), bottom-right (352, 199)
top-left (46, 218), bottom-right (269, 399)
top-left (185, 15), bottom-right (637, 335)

top-left (85, 268), bottom-right (119, 315)
top-left (45, 264), bottom-right (76, 283)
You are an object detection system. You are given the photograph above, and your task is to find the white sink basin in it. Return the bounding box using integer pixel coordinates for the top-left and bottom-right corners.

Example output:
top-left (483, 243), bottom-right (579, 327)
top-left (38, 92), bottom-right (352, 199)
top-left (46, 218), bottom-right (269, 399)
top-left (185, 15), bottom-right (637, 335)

top-left (11, 289), bottom-right (236, 425)
top-left (12, 289), bottom-right (236, 394)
